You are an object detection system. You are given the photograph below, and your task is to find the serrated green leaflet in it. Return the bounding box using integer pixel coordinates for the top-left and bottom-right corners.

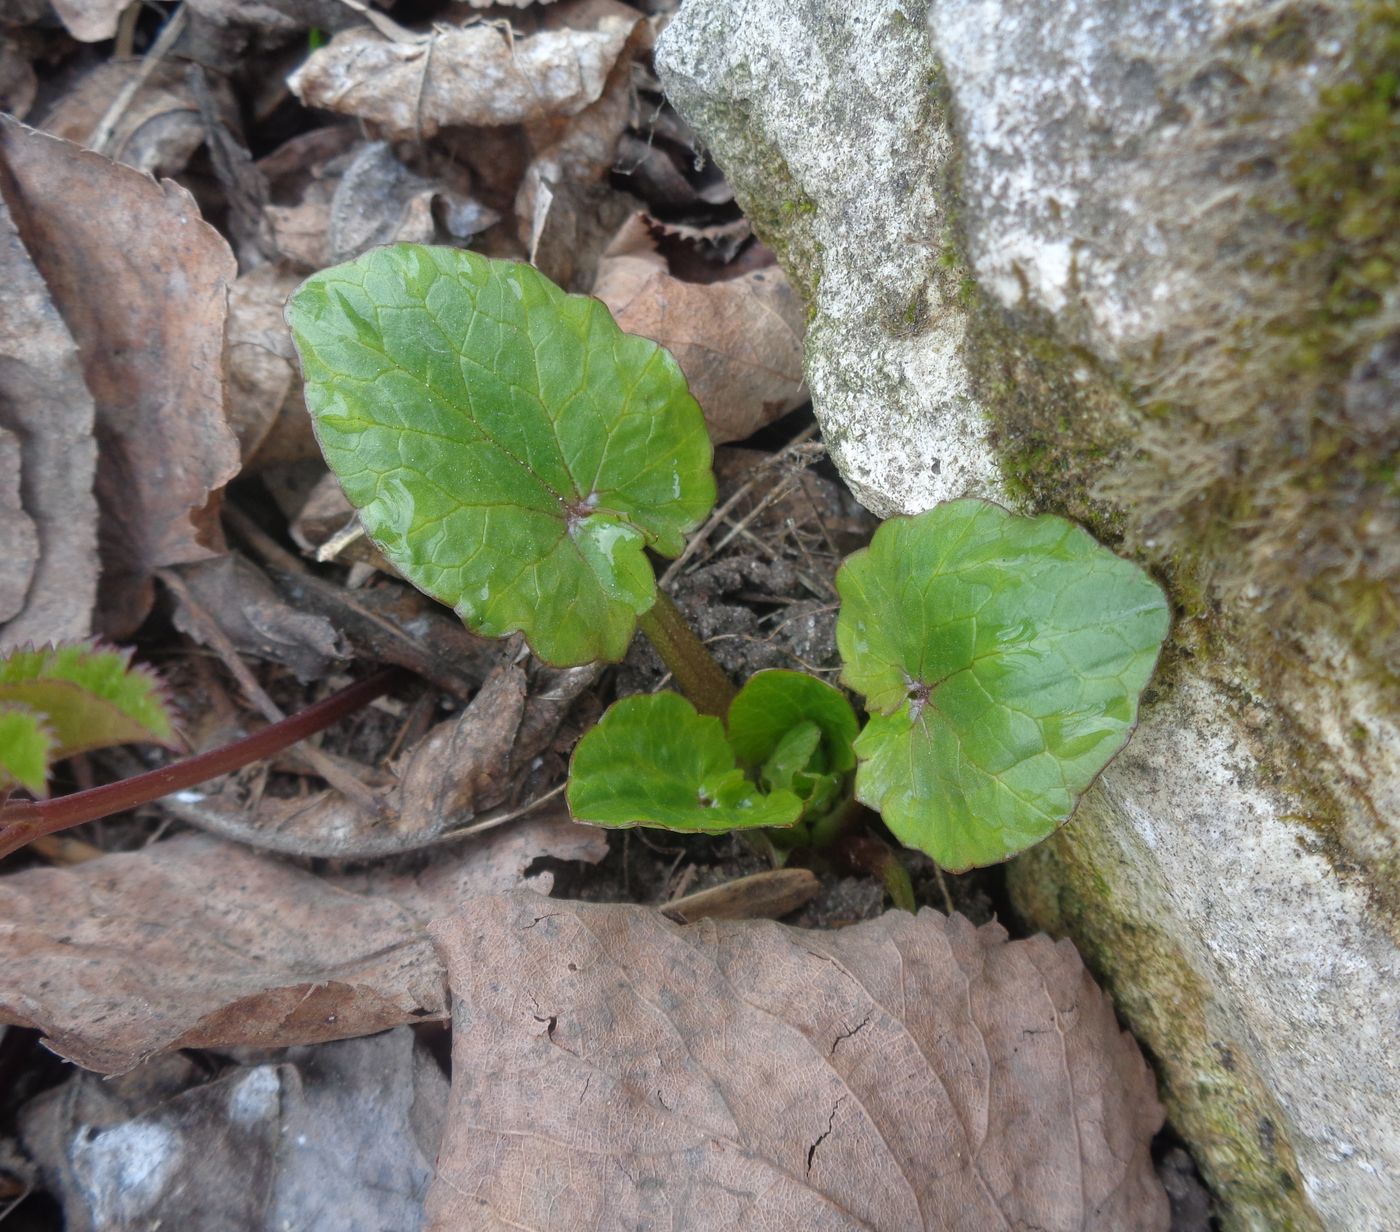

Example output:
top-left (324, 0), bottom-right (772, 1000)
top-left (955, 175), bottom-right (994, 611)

top-left (568, 692), bottom-right (802, 833)
top-left (287, 245), bottom-right (716, 666)
top-left (0, 704), bottom-right (54, 795)
top-left (0, 643), bottom-right (174, 760)
top-left (837, 499), bottom-right (1169, 870)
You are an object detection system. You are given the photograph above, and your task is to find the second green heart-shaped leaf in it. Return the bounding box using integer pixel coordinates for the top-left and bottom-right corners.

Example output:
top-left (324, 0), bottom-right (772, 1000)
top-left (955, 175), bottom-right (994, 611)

top-left (837, 499), bottom-right (1170, 871)
top-left (287, 245), bottom-right (717, 667)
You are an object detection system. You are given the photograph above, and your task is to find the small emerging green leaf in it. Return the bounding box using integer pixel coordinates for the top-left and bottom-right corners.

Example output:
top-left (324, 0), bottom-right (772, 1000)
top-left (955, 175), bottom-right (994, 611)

top-left (760, 721), bottom-right (823, 793)
top-left (837, 499), bottom-right (1169, 870)
top-left (0, 704), bottom-right (55, 795)
top-left (568, 692), bottom-right (802, 834)
top-left (288, 245), bottom-right (717, 667)
top-left (0, 643), bottom-right (174, 761)
top-left (726, 670), bottom-right (858, 831)
top-left (727, 670), bottom-right (858, 774)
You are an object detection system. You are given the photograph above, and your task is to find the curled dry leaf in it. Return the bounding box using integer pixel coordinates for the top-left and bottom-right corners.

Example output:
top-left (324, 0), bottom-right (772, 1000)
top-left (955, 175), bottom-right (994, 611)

top-left (519, 6), bottom-right (648, 289)
top-left (186, 0), bottom-right (358, 35)
top-left (328, 140), bottom-right (499, 264)
top-left (291, 472), bottom-right (377, 562)
top-left (257, 133), bottom-right (499, 271)
top-left (289, 472), bottom-right (394, 569)
top-left (289, 7), bottom-right (641, 140)
top-left (47, 0), bottom-right (127, 42)
top-left (40, 62), bottom-right (215, 178)
top-left (230, 511), bottom-right (494, 700)
top-left (0, 822), bottom-right (605, 1074)
top-left (168, 554), bottom-right (348, 684)
top-left (427, 894), bottom-right (1169, 1232)
top-left (21, 1028), bottom-right (448, 1232)
top-left (0, 195), bottom-right (98, 648)
top-left (593, 214), bottom-right (808, 444)
top-left (259, 125), bottom-right (361, 269)
top-left (0, 118), bottom-right (240, 638)
top-left (394, 664), bottom-right (527, 834)
top-left (166, 662), bottom-right (539, 858)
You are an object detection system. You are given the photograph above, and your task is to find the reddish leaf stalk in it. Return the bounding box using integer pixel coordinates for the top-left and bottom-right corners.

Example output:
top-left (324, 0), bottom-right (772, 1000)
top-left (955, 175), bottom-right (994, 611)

top-left (836, 832), bottom-right (918, 913)
top-left (0, 668), bottom-right (406, 862)
top-left (637, 591), bottom-right (737, 718)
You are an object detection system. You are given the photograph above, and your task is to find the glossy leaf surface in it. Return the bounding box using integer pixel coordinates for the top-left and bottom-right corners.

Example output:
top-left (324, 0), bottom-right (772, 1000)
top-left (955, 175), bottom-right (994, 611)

top-left (568, 692), bottom-right (801, 834)
top-left (288, 245), bottom-right (716, 666)
top-left (837, 500), bottom-right (1169, 870)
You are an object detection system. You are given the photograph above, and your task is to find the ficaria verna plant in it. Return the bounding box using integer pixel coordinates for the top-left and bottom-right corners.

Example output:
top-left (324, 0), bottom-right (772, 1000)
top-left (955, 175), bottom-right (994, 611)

top-left (287, 244), bottom-right (1170, 872)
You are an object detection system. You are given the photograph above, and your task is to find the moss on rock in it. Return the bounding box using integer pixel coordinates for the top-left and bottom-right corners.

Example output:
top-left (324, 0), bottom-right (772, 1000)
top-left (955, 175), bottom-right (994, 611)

top-left (941, 1), bottom-right (1400, 927)
top-left (1010, 807), bottom-right (1324, 1232)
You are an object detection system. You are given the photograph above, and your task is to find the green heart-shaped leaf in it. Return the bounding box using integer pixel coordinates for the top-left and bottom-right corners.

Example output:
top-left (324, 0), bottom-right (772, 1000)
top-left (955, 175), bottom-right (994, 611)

top-left (837, 499), bottom-right (1169, 870)
top-left (0, 643), bottom-right (174, 762)
top-left (568, 692), bottom-right (802, 833)
top-left (288, 245), bottom-right (717, 667)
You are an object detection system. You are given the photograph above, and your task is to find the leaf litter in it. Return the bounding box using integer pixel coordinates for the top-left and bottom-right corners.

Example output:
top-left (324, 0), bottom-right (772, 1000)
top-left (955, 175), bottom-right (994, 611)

top-left (0, 116), bottom-right (240, 638)
top-left (0, 0), bottom-right (1199, 1223)
top-left (426, 893), bottom-right (1169, 1231)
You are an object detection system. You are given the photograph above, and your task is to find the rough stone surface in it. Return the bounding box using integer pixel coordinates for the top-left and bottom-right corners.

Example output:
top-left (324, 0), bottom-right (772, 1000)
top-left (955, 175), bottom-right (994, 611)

top-left (659, 0), bottom-right (1002, 517)
top-left (658, 2), bottom-right (1400, 1229)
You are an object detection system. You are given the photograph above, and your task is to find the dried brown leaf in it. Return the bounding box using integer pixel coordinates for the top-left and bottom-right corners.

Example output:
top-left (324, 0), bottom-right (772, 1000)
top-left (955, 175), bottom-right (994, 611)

top-left (518, 11), bottom-right (647, 288)
top-left (0, 118), bottom-right (241, 638)
top-left (226, 262), bottom-right (308, 465)
top-left (395, 662), bottom-right (527, 830)
top-left (527, 179), bottom-right (638, 293)
top-left (21, 1028), bottom-right (448, 1232)
top-left (661, 867), bottom-right (821, 923)
top-left (48, 0), bottom-right (126, 42)
top-left (40, 62), bottom-right (210, 178)
top-left (327, 140), bottom-right (499, 264)
top-left (0, 822), bottom-right (604, 1073)
top-left (288, 8), bottom-right (641, 140)
top-left (593, 213), bottom-right (808, 444)
top-left (169, 554), bottom-right (348, 683)
top-left (289, 471), bottom-right (393, 568)
top-left (0, 42), bottom-right (37, 119)
top-left (426, 894), bottom-right (1170, 1232)
top-left (228, 508), bottom-right (494, 699)
top-left (186, 0), bottom-right (355, 34)
top-left (0, 194), bottom-right (98, 649)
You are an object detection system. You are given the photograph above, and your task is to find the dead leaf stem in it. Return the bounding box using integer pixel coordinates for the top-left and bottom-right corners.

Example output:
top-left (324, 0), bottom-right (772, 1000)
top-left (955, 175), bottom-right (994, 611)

top-left (157, 567), bottom-right (385, 818)
top-left (0, 668), bottom-right (406, 861)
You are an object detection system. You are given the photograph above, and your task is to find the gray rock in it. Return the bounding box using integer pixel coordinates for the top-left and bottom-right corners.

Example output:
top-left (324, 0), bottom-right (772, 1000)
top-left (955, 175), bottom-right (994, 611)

top-left (658, 2), bottom-right (1400, 1229)
top-left (659, 0), bottom-right (1002, 517)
